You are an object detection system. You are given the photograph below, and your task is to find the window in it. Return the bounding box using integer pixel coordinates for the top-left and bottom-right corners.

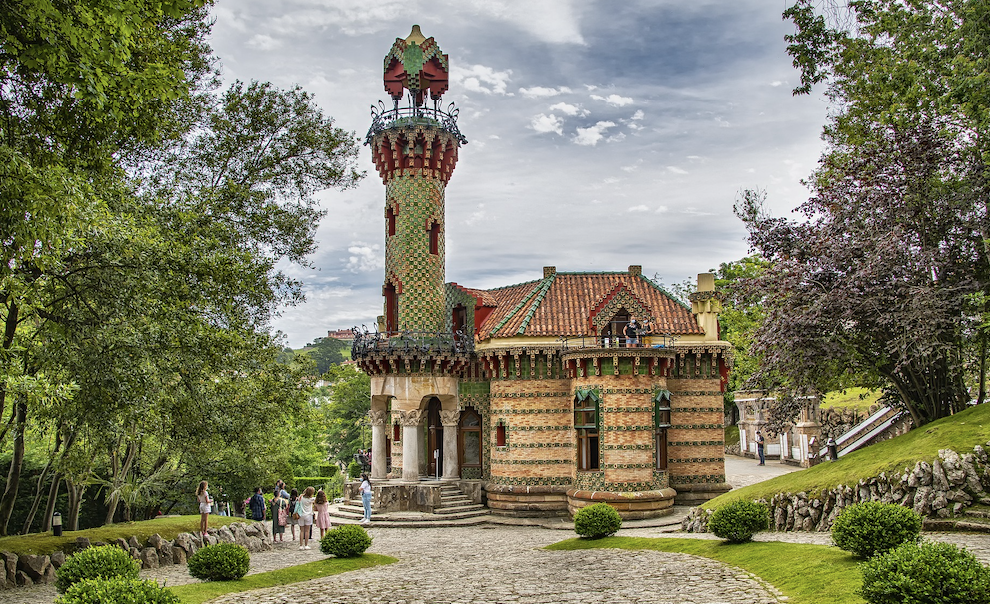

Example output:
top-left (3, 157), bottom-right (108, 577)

top-left (387, 206), bottom-right (396, 236)
top-left (428, 221), bottom-right (440, 255)
top-left (495, 423), bottom-right (507, 447)
top-left (393, 422), bottom-right (401, 442)
top-left (384, 283), bottom-right (398, 332)
top-left (575, 389), bottom-right (601, 471)
top-left (654, 389), bottom-right (672, 471)
top-left (460, 409), bottom-right (482, 468)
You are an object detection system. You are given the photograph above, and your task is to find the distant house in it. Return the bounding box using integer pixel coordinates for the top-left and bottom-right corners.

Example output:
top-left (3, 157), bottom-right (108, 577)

top-left (327, 329), bottom-right (355, 344)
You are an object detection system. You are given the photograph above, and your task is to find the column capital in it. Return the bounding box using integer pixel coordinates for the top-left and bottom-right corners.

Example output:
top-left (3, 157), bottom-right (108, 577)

top-left (396, 409), bottom-right (426, 427)
top-left (369, 410), bottom-right (389, 426)
top-left (439, 410), bottom-right (460, 427)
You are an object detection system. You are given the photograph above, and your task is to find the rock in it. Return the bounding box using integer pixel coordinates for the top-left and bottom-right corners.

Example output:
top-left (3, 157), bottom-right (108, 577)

top-left (218, 525), bottom-right (235, 543)
top-left (974, 445), bottom-right (987, 464)
top-left (41, 564), bottom-right (56, 584)
top-left (18, 554), bottom-right (50, 582)
top-left (148, 533), bottom-right (165, 550)
top-left (15, 570), bottom-right (31, 587)
top-left (171, 545), bottom-right (186, 565)
top-left (114, 538), bottom-right (129, 551)
top-left (1, 552), bottom-right (17, 589)
top-left (139, 548), bottom-right (159, 569)
top-left (158, 545), bottom-right (173, 566)
top-left (244, 523), bottom-right (261, 538)
top-left (49, 551), bottom-right (65, 569)
top-left (129, 547), bottom-right (140, 560)
top-left (953, 502), bottom-right (964, 516)
top-left (913, 486), bottom-right (932, 516)
top-left (932, 459), bottom-right (949, 491)
top-left (774, 506), bottom-right (786, 531)
top-left (203, 534), bottom-right (218, 547)
top-left (244, 536), bottom-right (262, 552)
top-left (174, 532), bottom-right (194, 554)
top-left (802, 516), bottom-right (816, 531)
top-left (127, 536), bottom-right (140, 549)
top-left (75, 536), bottom-right (91, 551)
top-left (931, 493), bottom-right (948, 510)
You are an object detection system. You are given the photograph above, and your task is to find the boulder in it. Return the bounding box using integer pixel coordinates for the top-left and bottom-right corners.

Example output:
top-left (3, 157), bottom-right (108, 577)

top-left (127, 536), bottom-right (141, 549)
top-left (114, 537), bottom-right (129, 551)
top-left (218, 525), bottom-right (235, 543)
top-left (17, 554), bottom-right (51, 582)
top-left (932, 459), bottom-right (949, 491)
top-left (129, 547), bottom-right (140, 560)
top-left (174, 532), bottom-right (194, 554)
top-left (15, 570), bottom-right (31, 587)
top-left (244, 536), bottom-right (262, 552)
top-left (148, 533), bottom-right (165, 550)
top-left (49, 550), bottom-right (66, 569)
top-left (158, 545), bottom-right (173, 566)
top-left (74, 536), bottom-right (91, 551)
top-left (171, 545), bottom-right (186, 565)
top-left (1, 552), bottom-right (17, 590)
top-left (139, 548), bottom-right (159, 569)
top-left (42, 564), bottom-right (56, 585)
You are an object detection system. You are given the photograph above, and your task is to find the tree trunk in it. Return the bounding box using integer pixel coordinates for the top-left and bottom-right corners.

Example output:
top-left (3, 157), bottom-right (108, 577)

top-left (21, 458), bottom-right (54, 534)
top-left (42, 472), bottom-right (61, 532)
top-left (0, 401), bottom-right (28, 535)
top-left (104, 436), bottom-right (138, 525)
top-left (66, 478), bottom-right (87, 531)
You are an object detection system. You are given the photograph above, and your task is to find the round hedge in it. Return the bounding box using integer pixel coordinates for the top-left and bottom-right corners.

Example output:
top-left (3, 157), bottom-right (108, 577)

top-left (861, 540), bottom-right (990, 604)
top-left (54, 577), bottom-right (179, 604)
top-left (54, 545), bottom-right (140, 593)
top-left (187, 543), bottom-right (250, 581)
top-left (707, 500), bottom-right (770, 543)
top-left (832, 501), bottom-right (922, 559)
top-left (319, 524), bottom-right (372, 557)
top-left (573, 503), bottom-right (622, 539)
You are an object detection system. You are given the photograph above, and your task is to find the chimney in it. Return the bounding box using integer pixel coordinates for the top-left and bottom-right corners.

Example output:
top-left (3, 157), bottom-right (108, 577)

top-left (628, 265), bottom-right (642, 277)
top-left (543, 266), bottom-right (556, 278)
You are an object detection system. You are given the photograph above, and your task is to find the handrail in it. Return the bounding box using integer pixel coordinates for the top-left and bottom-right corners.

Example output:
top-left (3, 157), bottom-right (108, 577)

top-left (559, 332), bottom-right (679, 352)
top-left (350, 326), bottom-right (474, 359)
top-left (364, 100), bottom-right (468, 146)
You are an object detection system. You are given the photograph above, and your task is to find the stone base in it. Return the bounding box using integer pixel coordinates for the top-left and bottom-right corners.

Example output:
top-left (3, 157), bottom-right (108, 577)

top-left (566, 488), bottom-right (677, 520)
top-left (347, 480), bottom-right (444, 513)
top-left (485, 484), bottom-right (569, 517)
top-left (671, 482), bottom-right (732, 505)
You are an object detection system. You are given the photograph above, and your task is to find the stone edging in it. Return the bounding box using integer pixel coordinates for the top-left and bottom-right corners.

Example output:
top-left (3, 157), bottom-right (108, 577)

top-left (0, 521), bottom-right (273, 590)
top-left (683, 443), bottom-right (990, 533)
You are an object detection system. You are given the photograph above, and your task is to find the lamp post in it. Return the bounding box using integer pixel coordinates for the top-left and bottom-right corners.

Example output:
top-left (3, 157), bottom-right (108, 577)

top-left (52, 512), bottom-right (63, 536)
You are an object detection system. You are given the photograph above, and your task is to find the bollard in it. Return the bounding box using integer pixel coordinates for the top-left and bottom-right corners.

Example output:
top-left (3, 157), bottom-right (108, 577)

top-left (52, 511), bottom-right (63, 536)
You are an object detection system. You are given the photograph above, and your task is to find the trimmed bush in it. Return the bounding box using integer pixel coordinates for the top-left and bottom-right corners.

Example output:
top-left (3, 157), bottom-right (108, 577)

top-left (347, 461), bottom-right (362, 478)
top-left (708, 500), bottom-right (769, 543)
top-left (861, 540), bottom-right (990, 604)
top-left (320, 524), bottom-right (372, 557)
top-left (54, 545), bottom-right (140, 593)
top-left (573, 503), bottom-right (622, 539)
top-left (318, 464), bottom-right (340, 477)
top-left (187, 543), bottom-right (250, 581)
top-left (831, 501), bottom-right (922, 559)
top-left (293, 476), bottom-right (337, 493)
top-left (54, 577), bottom-right (180, 604)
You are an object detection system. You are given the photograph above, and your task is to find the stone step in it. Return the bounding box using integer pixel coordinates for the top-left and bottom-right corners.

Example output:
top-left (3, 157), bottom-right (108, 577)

top-left (963, 508), bottom-right (990, 520)
top-left (434, 504), bottom-right (487, 515)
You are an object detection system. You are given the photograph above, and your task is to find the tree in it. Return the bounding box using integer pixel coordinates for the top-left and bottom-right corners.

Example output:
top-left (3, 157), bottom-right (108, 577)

top-left (736, 0), bottom-right (990, 428)
top-left (315, 365), bottom-right (371, 467)
top-left (305, 337), bottom-right (348, 375)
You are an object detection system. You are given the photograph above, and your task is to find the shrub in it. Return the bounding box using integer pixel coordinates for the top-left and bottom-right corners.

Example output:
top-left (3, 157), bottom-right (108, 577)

top-left (573, 503), bottom-right (622, 539)
top-left (55, 577), bottom-right (180, 604)
top-left (347, 461), bottom-right (362, 478)
top-left (320, 524), bottom-right (372, 557)
top-left (861, 540), bottom-right (990, 604)
top-left (707, 500), bottom-right (769, 543)
top-left (831, 501), bottom-right (922, 559)
top-left (55, 545), bottom-right (140, 593)
top-left (187, 543), bottom-right (250, 581)
top-left (318, 464), bottom-right (340, 477)
top-left (293, 476), bottom-right (337, 493)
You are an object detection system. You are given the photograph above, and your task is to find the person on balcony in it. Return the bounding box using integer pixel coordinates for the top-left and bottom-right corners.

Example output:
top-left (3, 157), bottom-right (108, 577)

top-left (624, 318), bottom-right (640, 348)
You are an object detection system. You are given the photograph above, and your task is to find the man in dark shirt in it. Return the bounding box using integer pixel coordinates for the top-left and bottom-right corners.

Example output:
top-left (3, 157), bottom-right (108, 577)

top-left (249, 487), bottom-right (266, 521)
top-left (624, 319), bottom-right (640, 348)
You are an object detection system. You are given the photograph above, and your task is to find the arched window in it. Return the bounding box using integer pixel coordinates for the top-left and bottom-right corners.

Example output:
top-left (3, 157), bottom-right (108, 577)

top-left (654, 389), bottom-right (672, 471)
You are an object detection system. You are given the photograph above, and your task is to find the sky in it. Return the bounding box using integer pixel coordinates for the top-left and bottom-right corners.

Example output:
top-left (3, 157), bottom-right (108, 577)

top-left (207, 0), bottom-right (830, 348)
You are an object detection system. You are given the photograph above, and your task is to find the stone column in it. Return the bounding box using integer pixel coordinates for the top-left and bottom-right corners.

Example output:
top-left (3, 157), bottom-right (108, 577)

top-left (440, 410), bottom-right (460, 481)
top-left (369, 410), bottom-right (389, 480)
top-left (400, 410), bottom-right (425, 483)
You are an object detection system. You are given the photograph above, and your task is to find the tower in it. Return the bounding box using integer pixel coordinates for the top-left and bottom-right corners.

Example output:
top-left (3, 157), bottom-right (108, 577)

top-left (367, 25), bottom-right (467, 334)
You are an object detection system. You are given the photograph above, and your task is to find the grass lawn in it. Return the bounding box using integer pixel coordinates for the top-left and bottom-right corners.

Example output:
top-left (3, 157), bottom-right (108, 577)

top-left (820, 388), bottom-right (882, 413)
top-left (169, 553), bottom-right (396, 604)
top-left (0, 515), bottom-right (245, 556)
top-left (547, 537), bottom-right (864, 604)
top-left (724, 424), bottom-right (740, 447)
top-left (706, 402), bottom-right (990, 508)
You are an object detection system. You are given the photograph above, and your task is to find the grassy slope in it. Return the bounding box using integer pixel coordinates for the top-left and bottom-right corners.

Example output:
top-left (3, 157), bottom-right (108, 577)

top-left (705, 402), bottom-right (990, 509)
top-left (0, 515), bottom-right (244, 556)
top-left (548, 537), bottom-right (864, 604)
top-left (170, 554), bottom-right (396, 604)
top-left (820, 388), bottom-right (882, 412)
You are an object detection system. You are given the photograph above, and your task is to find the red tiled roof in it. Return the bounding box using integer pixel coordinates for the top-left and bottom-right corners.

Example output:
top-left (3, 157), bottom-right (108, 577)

top-left (459, 272), bottom-right (701, 340)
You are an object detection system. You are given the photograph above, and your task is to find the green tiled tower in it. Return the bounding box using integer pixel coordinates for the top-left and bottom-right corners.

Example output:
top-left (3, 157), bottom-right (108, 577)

top-left (367, 26), bottom-right (466, 333)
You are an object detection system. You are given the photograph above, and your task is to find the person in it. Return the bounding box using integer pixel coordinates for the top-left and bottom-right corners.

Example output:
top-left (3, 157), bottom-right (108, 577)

top-left (624, 318), bottom-right (640, 348)
top-left (271, 488), bottom-right (287, 542)
top-left (359, 473), bottom-right (373, 524)
top-left (196, 480), bottom-right (212, 537)
top-left (756, 431), bottom-right (766, 465)
top-left (287, 488), bottom-right (299, 542)
top-left (297, 486), bottom-right (316, 550)
top-left (601, 325), bottom-right (612, 348)
top-left (249, 487), bottom-right (266, 521)
top-left (314, 489), bottom-right (331, 538)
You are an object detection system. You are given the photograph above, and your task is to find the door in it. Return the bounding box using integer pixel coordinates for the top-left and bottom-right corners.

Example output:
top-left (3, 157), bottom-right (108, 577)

top-left (458, 408), bottom-right (482, 476)
top-left (426, 397), bottom-right (443, 478)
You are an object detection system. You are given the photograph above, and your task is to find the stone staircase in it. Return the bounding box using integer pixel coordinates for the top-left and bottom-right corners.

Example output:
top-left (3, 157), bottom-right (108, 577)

top-left (835, 406), bottom-right (912, 458)
top-left (328, 483), bottom-right (491, 528)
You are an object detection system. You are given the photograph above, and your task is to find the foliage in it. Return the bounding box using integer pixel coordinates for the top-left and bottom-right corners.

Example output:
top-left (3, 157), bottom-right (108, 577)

top-left (292, 477), bottom-right (340, 498)
top-left (347, 462), bottom-right (363, 479)
top-left (701, 402), bottom-right (990, 509)
top-left (315, 365), bottom-right (372, 467)
top-left (548, 537), bottom-right (865, 604)
top-left (860, 540), bottom-right (990, 604)
top-left (304, 337), bottom-right (348, 375)
top-left (54, 577), bottom-right (180, 604)
top-left (707, 500), bottom-right (769, 543)
top-left (187, 543), bottom-right (250, 581)
top-left (54, 545), bottom-right (140, 593)
top-left (736, 0), bottom-right (990, 427)
top-left (319, 524), bottom-right (371, 558)
top-left (573, 503), bottom-right (622, 539)
top-left (318, 465), bottom-right (340, 477)
top-left (831, 502), bottom-right (922, 559)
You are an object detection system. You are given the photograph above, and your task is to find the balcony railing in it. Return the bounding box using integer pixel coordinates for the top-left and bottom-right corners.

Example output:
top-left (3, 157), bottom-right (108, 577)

top-left (559, 332), bottom-right (679, 352)
top-left (351, 327), bottom-right (474, 359)
top-left (364, 100), bottom-right (468, 146)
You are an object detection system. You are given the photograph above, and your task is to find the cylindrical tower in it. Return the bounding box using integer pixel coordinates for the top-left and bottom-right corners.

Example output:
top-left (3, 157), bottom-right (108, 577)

top-left (367, 25), bottom-right (466, 334)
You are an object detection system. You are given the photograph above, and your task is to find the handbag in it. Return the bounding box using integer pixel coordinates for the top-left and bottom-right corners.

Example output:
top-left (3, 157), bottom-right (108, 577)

top-left (292, 499), bottom-right (302, 520)
top-left (277, 503), bottom-right (288, 526)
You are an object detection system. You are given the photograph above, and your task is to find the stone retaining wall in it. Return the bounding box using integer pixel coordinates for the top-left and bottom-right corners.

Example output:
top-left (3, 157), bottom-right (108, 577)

top-left (0, 521), bottom-right (273, 590)
top-left (683, 443), bottom-right (990, 533)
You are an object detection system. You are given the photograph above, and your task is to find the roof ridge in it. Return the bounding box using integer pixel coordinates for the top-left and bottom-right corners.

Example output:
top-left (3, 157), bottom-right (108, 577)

top-left (483, 278), bottom-right (543, 292)
top-left (516, 273), bottom-right (556, 334)
top-left (638, 274), bottom-right (692, 311)
top-left (487, 278), bottom-right (546, 336)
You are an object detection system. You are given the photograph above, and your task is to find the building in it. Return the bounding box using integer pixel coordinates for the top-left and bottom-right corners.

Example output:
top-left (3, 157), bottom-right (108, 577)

top-left (352, 26), bottom-right (732, 518)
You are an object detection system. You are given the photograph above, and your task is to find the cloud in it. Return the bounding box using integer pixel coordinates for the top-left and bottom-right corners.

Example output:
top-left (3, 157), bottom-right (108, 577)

top-left (631, 110), bottom-right (645, 120)
top-left (655, 206), bottom-right (669, 214)
top-left (519, 86), bottom-right (572, 98)
top-left (666, 166), bottom-right (688, 175)
top-left (573, 121), bottom-right (616, 146)
top-left (530, 113), bottom-right (564, 135)
top-left (465, 203), bottom-right (490, 226)
top-left (548, 102), bottom-right (586, 116)
top-left (345, 244), bottom-right (383, 273)
top-left (627, 205), bottom-right (649, 212)
top-left (591, 94), bottom-right (634, 107)
top-left (453, 64), bottom-right (513, 95)
top-left (247, 34), bottom-right (281, 50)
top-left (469, 0), bottom-right (585, 45)
top-left (771, 80), bottom-right (783, 87)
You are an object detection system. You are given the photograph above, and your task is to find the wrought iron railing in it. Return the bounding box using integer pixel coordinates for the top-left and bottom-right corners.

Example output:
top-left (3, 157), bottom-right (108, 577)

top-left (351, 326), bottom-right (474, 359)
top-left (559, 332), bottom-right (679, 352)
top-left (364, 100), bottom-right (468, 146)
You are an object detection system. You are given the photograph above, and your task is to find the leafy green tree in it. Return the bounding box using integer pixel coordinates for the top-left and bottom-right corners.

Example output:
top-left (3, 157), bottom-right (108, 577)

top-left (315, 365), bottom-right (371, 467)
top-left (736, 0), bottom-right (990, 428)
top-left (305, 337), bottom-right (348, 375)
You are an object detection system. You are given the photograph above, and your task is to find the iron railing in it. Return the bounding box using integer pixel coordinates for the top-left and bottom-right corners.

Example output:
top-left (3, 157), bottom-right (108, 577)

top-left (559, 332), bottom-right (679, 352)
top-left (351, 326), bottom-right (473, 359)
top-left (364, 100), bottom-right (468, 146)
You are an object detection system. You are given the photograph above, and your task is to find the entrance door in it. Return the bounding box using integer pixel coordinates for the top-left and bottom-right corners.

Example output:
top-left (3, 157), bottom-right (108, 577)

top-left (458, 408), bottom-right (482, 476)
top-left (426, 397), bottom-right (443, 478)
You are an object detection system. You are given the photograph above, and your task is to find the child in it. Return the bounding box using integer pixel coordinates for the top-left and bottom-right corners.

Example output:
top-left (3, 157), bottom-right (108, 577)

top-left (314, 489), bottom-right (332, 538)
top-left (196, 480), bottom-right (212, 537)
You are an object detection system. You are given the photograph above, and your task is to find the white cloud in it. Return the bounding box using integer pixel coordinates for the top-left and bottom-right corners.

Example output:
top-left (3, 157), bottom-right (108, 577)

top-left (771, 80), bottom-right (783, 87)
top-left (627, 205), bottom-right (649, 212)
top-left (655, 206), bottom-right (669, 214)
top-left (247, 34), bottom-right (281, 50)
top-left (530, 113), bottom-right (564, 135)
top-left (621, 160), bottom-right (643, 173)
top-left (591, 94), bottom-right (634, 107)
top-left (519, 86), bottom-right (572, 98)
top-left (345, 244), bottom-right (383, 273)
top-left (468, 0), bottom-right (585, 45)
top-left (465, 203), bottom-right (490, 226)
top-left (631, 110), bottom-right (645, 120)
top-left (548, 102), bottom-right (585, 116)
top-left (666, 166), bottom-right (688, 175)
top-left (453, 64), bottom-right (513, 95)
top-left (573, 121), bottom-right (616, 146)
